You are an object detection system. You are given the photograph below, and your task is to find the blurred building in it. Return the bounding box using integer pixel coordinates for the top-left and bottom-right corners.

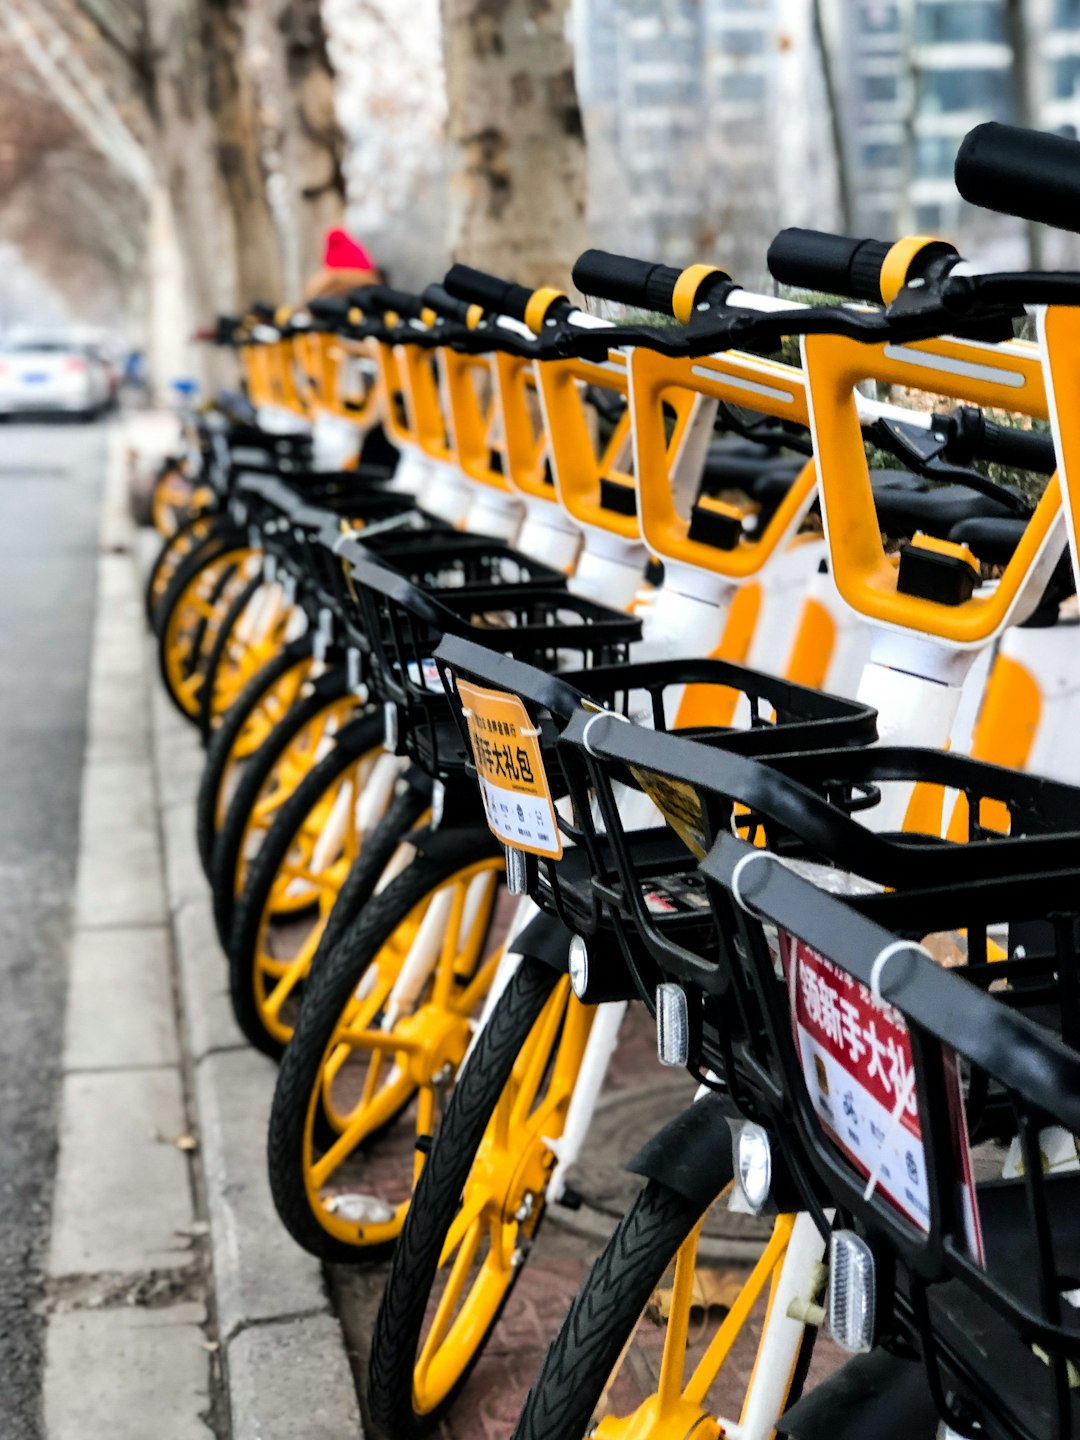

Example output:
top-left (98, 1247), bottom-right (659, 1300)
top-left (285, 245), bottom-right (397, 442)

top-left (575, 0), bottom-right (840, 280)
top-left (908, 0), bottom-right (1013, 232)
top-left (837, 1), bottom-right (909, 238)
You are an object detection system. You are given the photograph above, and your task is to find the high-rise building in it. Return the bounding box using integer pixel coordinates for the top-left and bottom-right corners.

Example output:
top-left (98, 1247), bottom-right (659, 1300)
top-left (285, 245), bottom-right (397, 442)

top-left (909, 0), bottom-right (1013, 232)
top-left (835, 0), bottom-right (908, 238)
top-left (574, 0), bottom-right (838, 277)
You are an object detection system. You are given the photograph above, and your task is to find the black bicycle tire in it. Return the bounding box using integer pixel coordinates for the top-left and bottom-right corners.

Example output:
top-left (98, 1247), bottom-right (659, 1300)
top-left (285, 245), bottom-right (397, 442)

top-left (266, 824), bottom-right (504, 1263)
top-left (196, 567), bottom-right (267, 740)
top-left (207, 663), bottom-right (354, 945)
top-left (226, 710), bottom-right (386, 1058)
top-left (154, 524), bottom-right (250, 720)
top-left (195, 634), bottom-right (314, 875)
top-left (368, 955), bottom-right (562, 1438)
top-left (144, 511), bottom-right (214, 630)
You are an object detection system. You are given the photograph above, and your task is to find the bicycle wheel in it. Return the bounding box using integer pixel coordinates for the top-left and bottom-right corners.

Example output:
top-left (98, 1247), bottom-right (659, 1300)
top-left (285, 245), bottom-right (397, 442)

top-left (226, 711), bottom-right (387, 1056)
top-left (369, 954), bottom-right (593, 1436)
top-left (197, 572), bottom-right (298, 739)
top-left (267, 827), bottom-right (506, 1263)
top-left (156, 527), bottom-right (258, 721)
top-left (151, 457), bottom-right (198, 536)
top-left (512, 1185), bottom-right (812, 1440)
top-left (308, 767), bottom-right (433, 969)
top-left (196, 635), bottom-right (315, 875)
top-left (208, 664), bottom-right (358, 945)
top-left (144, 511), bottom-right (214, 629)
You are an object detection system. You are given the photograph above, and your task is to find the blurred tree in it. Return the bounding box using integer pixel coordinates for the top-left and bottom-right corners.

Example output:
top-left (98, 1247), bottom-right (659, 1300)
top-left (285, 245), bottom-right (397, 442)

top-left (266, 0), bottom-right (346, 284)
top-left (441, 0), bottom-right (586, 289)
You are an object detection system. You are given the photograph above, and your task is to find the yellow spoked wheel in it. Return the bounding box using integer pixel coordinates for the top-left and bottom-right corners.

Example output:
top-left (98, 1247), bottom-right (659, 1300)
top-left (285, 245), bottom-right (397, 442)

top-left (230, 693), bottom-right (363, 908)
top-left (145, 513), bottom-right (214, 627)
top-left (226, 715), bottom-right (389, 1053)
top-left (157, 541), bottom-right (260, 720)
top-left (414, 977), bottom-right (592, 1414)
top-left (151, 461), bottom-right (199, 536)
top-left (200, 577), bottom-right (299, 734)
top-left (511, 1180), bottom-right (816, 1440)
top-left (208, 679), bottom-right (365, 948)
top-left (367, 955), bottom-right (597, 1435)
top-left (206, 653), bottom-right (315, 848)
top-left (267, 833), bottom-right (508, 1263)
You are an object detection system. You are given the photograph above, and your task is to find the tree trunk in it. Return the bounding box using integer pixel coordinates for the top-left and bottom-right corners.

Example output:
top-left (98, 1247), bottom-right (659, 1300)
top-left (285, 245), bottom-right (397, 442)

top-left (270, 0), bottom-right (345, 288)
top-left (203, 0), bottom-right (284, 304)
top-left (811, 0), bottom-right (852, 234)
top-left (1004, 0), bottom-right (1043, 266)
top-left (440, 0), bottom-right (586, 291)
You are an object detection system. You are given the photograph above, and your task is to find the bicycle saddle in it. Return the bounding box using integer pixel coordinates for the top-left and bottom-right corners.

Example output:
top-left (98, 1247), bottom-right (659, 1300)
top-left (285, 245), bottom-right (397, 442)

top-left (872, 473), bottom-right (1019, 538)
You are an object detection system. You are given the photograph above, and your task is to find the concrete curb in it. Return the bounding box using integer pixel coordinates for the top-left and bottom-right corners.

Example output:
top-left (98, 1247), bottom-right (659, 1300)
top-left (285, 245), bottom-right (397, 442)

top-left (143, 530), bottom-right (364, 1439)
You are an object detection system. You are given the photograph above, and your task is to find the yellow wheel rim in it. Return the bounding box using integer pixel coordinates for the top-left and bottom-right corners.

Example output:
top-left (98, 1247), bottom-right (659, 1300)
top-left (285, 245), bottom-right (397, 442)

top-left (150, 517), bottom-right (213, 617)
top-left (162, 547), bottom-right (259, 718)
top-left (212, 657), bottom-right (314, 836)
top-left (152, 464), bottom-right (196, 536)
top-left (411, 980), bottom-right (593, 1414)
top-left (232, 694), bottom-right (362, 901)
top-left (590, 1210), bottom-right (800, 1439)
top-left (249, 744), bottom-right (384, 1047)
top-left (300, 854), bottom-right (506, 1250)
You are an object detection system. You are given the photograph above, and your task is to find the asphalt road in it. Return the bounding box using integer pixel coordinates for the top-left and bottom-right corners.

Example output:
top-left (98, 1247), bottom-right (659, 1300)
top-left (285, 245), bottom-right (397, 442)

top-left (0, 420), bottom-right (105, 1438)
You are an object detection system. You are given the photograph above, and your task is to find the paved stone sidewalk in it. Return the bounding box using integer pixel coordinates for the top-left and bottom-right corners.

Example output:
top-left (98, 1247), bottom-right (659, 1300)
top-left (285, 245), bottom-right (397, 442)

top-left (144, 541), bottom-right (364, 1437)
top-left (43, 426), bottom-right (363, 1439)
top-left (43, 427), bottom-right (218, 1440)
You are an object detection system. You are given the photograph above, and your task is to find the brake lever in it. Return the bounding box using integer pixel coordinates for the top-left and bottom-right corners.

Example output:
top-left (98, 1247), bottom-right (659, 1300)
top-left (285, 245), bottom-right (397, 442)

top-left (870, 418), bottom-right (1031, 516)
top-left (714, 402), bottom-right (813, 456)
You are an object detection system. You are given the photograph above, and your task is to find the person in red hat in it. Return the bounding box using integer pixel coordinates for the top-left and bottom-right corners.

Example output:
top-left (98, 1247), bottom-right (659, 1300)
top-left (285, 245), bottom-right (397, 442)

top-left (304, 228), bottom-right (380, 300)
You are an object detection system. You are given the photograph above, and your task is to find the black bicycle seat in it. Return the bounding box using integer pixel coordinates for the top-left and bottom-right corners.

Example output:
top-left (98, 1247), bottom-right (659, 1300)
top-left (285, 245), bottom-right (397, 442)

top-left (872, 473), bottom-right (1017, 538)
top-left (701, 442), bottom-right (803, 495)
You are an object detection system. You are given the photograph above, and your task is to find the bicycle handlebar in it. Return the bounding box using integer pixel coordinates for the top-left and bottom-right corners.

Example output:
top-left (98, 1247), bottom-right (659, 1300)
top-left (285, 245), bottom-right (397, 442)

top-left (444, 264), bottom-right (534, 323)
top-left (956, 122), bottom-right (1080, 235)
top-left (420, 283), bottom-right (476, 326)
top-left (766, 229), bottom-right (892, 302)
top-left (571, 249), bottom-right (684, 314)
top-left (357, 284), bottom-right (426, 321)
top-left (308, 296), bottom-right (353, 325)
top-left (957, 410), bottom-right (1056, 475)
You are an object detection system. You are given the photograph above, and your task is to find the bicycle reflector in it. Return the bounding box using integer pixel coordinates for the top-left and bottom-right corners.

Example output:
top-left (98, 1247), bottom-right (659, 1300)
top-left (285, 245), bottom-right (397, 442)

top-left (567, 934), bottom-right (589, 997)
top-left (827, 1229), bottom-right (876, 1354)
top-left (735, 1122), bottom-right (773, 1214)
top-left (656, 982), bottom-right (690, 1067)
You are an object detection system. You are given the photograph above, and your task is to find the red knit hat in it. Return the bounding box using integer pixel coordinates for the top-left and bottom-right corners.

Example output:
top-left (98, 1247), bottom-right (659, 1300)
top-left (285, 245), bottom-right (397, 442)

top-left (324, 228), bottom-right (374, 271)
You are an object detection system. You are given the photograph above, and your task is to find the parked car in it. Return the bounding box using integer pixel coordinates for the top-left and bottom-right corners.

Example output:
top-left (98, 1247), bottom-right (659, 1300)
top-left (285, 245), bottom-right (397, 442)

top-left (0, 330), bottom-right (114, 420)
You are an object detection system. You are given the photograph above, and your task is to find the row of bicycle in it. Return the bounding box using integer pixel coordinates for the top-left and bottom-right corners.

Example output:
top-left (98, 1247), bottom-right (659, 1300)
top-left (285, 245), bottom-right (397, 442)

top-left (146, 120), bottom-right (1080, 1439)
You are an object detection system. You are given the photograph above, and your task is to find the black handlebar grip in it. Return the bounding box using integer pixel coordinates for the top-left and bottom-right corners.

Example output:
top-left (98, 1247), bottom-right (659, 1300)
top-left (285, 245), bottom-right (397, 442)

top-left (956, 122), bottom-right (1080, 234)
top-left (443, 265), bottom-right (534, 322)
top-left (307, 296), bottom-right (352, 324)
top-left (421, 284), bottom-right (475, 325)
top-left (767, 229), bottom-right (891, 302)
top-left (361, 285), bottom-right (425, 320)
top-left (979, 419), bottom-right (1057, 476)
top-left (571, 249), bottom-right (683, 315)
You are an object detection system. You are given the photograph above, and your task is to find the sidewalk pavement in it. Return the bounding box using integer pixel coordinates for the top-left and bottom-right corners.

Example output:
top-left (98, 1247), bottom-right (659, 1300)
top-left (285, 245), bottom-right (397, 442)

top-left (42, 425), bottom-right (362, 1439)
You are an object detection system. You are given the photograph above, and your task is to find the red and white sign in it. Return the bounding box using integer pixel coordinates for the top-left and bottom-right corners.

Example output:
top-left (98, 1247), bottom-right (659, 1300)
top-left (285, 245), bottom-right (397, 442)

top-left (780, 931), bottom-right (983, 1262)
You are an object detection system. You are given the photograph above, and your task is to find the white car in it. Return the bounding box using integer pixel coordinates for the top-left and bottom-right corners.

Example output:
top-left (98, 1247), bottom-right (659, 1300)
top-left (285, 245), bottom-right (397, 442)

top-left (0, 332), bottom-right (113, 419)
